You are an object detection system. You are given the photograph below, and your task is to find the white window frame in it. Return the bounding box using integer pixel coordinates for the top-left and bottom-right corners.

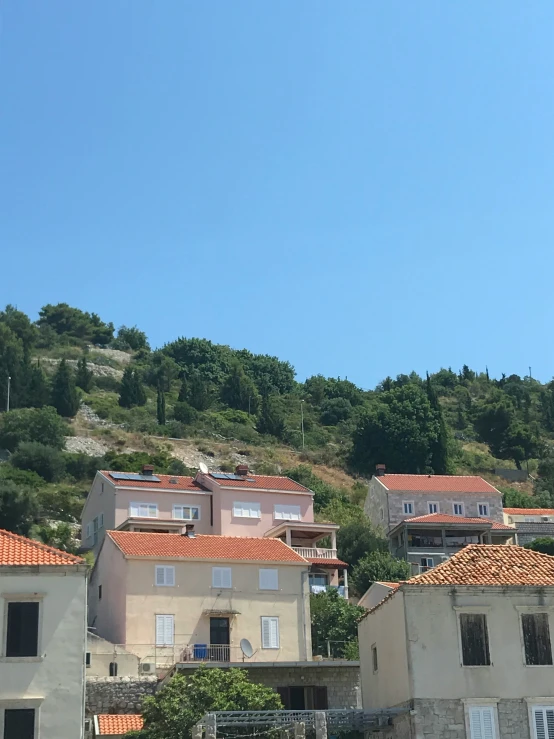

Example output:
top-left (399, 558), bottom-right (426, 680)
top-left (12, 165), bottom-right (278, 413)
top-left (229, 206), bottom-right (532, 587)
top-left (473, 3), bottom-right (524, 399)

top-left (463, 702), bottom-right (499, 739)
top-left (427, 502), bottom-right (439, 514)
top-left (172, 504), bottom-right (200, 521)
top-left (130, 502), bottom-right (158, 518)
top-left (421, 557), bottom-right (434, 569)
top-left (402, 501), bottom-right (414, 515)
top-left (477, 503), bottom-right (489, 518)
top-left (273, 504), bottom-right (301, 521)
top-left (233, 501), bottom-right (261, 519)
top-left (259, 569), bottom-right (279, 591)
top-left (261, 616), bottom-right (280, 649)
top-left (155, 566), bottom-right (175, 587)
top-left (86, 522), bottom-right (93, 540)
top-left (1, 594), bottom-right (44, 661)
top-left (155, 614), bottom-right (174, 646)
top-left (453, 502), bottom-right (465, 516)
top-left (0, 700), bottom-right (42, 739)
top-left (212, 567), bottom-right (232, 589)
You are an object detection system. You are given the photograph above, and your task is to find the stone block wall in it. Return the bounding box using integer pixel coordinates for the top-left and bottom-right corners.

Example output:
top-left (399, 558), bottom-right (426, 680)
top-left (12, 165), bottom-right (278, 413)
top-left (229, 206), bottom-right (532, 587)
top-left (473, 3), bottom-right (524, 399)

top-left (243, 664), bottom-right (361, 709)
top-left (86, 676), bottom-right (158, 716)
top-left (497, 699), bottom-right (531, 739)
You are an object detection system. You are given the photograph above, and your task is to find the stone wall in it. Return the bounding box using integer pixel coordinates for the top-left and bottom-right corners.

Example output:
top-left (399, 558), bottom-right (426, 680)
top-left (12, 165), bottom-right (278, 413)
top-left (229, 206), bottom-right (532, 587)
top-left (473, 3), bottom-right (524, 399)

top-left (85, 676), bottom-right (158, 716)
top-left (497, 699), bottom-right (531, 739)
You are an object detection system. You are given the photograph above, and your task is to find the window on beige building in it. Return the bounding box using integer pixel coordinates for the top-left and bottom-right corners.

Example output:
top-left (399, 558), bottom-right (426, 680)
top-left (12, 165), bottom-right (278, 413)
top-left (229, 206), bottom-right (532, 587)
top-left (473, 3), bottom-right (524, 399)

top-left (212, 567), bottom-right (232, 589)
top-left (261, 617), bottom-right (279, 648)
top-left (274, 505), bottom-right (301, 521)
top-left (173, 505), bottom-right (200, 520)
top-left (468, 706), bottom-right (496, 739)
top-left (6, 602), bottom-right (39, 658)
top-left (155, 566), bottom-right (175, 587)
top-left (233, 502), bottom-right (261, 518)
top-left (3, 708), bottom-right (36, 739)
top-left (155, 615), bottom-right (174, 646)
top-left (130, 502), bottom-right (158, 518)
top-left (531, 706), bottom-right (554, 739)
top-left (459, 613), bottom-right (490, 666)
top-left (522, 614), bottom-right (553, 665)
top-left (259, 569), bottom-right (278, 590)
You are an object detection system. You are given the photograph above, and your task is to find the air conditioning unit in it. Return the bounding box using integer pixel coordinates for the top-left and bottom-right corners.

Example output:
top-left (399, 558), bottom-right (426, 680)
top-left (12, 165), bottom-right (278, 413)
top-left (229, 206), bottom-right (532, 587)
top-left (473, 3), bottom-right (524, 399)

top-left (140, 662), bottom-right (156, 674)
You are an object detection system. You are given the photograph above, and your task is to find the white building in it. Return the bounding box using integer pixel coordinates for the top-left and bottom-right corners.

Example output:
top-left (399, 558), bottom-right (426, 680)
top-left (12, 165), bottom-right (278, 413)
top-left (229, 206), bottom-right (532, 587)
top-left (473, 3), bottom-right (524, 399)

top-left (0, 529), bottom-right (88, 739)
top-left (359, 544), bottom-right (554, 739)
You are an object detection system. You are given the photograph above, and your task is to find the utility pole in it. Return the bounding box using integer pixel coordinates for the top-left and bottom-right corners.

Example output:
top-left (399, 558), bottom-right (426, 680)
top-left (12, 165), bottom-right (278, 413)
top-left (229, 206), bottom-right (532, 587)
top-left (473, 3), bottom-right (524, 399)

top-left (6, 376), bottom-right (10, 412)
top-left (300, 399), bottom-right (305, 450)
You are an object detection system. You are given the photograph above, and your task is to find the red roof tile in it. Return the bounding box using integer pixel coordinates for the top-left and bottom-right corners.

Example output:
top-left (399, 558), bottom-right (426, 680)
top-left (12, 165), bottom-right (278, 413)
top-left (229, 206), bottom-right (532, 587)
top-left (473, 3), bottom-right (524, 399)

top-left (207, 474), bottom-right (311, 493)
top-left (375, 474), bottom-right (499, 494)
top-left (0, 529), bottom-right (84, 566)
top-left (403, 513), bottom-right (514, 530)
top-left (305, 557), bottom-right (348, 566)
top-left (97, 715), bottom-right (144, 735)
top-left (108, 532), bottom-right (307, 562)
top-left (101, 471), bottom-right (204, 492)
top-left (411, 544), bottom-right (554, 586)
top-left (504, 508), bottom-right (554, 515)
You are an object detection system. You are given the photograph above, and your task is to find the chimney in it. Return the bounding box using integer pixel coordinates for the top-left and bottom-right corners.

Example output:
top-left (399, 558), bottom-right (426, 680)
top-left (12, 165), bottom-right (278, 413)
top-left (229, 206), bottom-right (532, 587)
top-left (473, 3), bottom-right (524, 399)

top-left (142, 465), bottom-right (154, 476)
top-left (184, 524), bottom-right (196, 538)
top-left (235, 465), bottom-right (249, 476)
top-left (375, 464), bottom-right (386, 477)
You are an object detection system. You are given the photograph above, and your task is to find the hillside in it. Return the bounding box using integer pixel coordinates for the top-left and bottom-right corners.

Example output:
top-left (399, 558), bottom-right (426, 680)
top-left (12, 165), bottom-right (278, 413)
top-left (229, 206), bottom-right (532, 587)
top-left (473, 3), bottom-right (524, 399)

top-left (0, 301), bottom-right (553, 555)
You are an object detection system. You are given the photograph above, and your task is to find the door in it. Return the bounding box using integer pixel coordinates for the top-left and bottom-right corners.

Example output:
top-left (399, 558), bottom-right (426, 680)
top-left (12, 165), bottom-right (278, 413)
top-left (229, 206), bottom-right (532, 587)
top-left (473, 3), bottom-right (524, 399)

top-left (289, 687), bottom-right (306, 710)
top-left (210, 617), bottom-right (230, 661)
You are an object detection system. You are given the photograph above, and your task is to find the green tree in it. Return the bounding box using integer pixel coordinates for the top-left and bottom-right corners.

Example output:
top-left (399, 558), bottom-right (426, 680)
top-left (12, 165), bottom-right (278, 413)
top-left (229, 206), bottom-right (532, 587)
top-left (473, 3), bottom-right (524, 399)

top-left (426, 373), bottom-right (451, 474)
top-left (350, 384), bottom-right (439, 474)
top-left (534, 455), bottom-right (554, 507)
top-left (114, 325), bottom-right (150, 351)
top-left (0, 406), bottom-right (68, 451)
top-left (157, 386), bottom-right (166, 425)
top-left (283, 465), bottom-right (349, 512)
top-left (502, 487), bottom-right (542, 509)
top-left (34, 522), bottom-right (77, 553)
top-left (25, 362), bottom-right (51, 408)
top-left (0, 322), bottom-right (25, 410)
top-left (310, 589), bottom-right (365, 659)
top-left (173, 401), bottom-right (197, 424)
top-left (51, 359), bottom-right (80, 417)
top-left (0, 305), bottom-right (37, 352)
top-left (220, 361), bottom-right (259, 413)
top-left (257, 394), bottom-right (286, 438)
top-left (320, 398), bottom-right (352, 426)
top-left (350, 551), bottom-right (411, 595)
top-left (336, 519), bottom-right (388, 569)
top-left (524, 538), bottom-right (554, 556)
top-left (37, 303), bottom-right (114, 344)
top-left (119, 368), bottom-right (147, 408)
top-left (76, 356), bottom-right (93, 393)
top-left (127, 667), bottom-right (281, 739)
top-left (11, 442), bottom-right (66, 483)
top-left (0, 481), bottom-right (38, 536)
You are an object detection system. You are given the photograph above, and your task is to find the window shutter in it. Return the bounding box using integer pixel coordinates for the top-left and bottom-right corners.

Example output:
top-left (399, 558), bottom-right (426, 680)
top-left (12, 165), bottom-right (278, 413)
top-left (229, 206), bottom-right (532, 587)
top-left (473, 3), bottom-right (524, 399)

top-left (222, 568), bottom-right (232, 588)
top-left (212, 567), bottom-right (222, 588)
top-left (262, 617), bottom-right (279, 648)
top-left (262, 617), bottom-right (271, 648)
top-left (469, 706), bottom-right (496, 739)
top-left (314, 686), bottom-right (328, 710)
top-left (155, 566), bottom-right (165, 586)
top-left (165, 567), bottom-right (175, 586)
top-left (213, 567), bottom-right (232, 588)
top-left (98, 513), bottom-right (104, 528)
top-left (534, 710), bottom-right (547, 739)
top-left (156, 615), bottom-right (174, 645)
top-left (86, 522), bottom-right (93, 538)
top-left (259, 569), bottom-right (278, 590)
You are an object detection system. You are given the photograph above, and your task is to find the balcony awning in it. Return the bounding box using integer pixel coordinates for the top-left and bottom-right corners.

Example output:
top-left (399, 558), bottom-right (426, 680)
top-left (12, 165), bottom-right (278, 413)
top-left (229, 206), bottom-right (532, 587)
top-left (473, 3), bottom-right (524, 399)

top-left (264, 521), bottom-right (339, 543)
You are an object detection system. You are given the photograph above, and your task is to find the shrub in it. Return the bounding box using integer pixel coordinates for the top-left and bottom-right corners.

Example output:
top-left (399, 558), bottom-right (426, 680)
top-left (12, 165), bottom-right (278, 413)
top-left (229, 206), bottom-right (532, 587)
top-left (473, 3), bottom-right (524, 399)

top-left (11, 442), bottom-right (66, 483)
top-left (524, 538), bottom-right (554, 556)
top-left (173, 401), bottom-right (198, 425)
top-left (0, 481), bottom-right (39, 536)
top-left (0, 406), bottom-right (68, 452)
top-left (350, 551), bottom-right (411, 595)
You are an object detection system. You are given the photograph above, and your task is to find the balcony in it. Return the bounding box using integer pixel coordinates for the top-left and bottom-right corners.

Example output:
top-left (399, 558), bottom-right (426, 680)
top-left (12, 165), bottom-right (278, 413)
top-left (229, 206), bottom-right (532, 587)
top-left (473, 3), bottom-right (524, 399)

top-left (292, 547), bottom-right (338, 560)
top-left (309, 584), bottom-right (346, 597)
top-left (179, 644), bottom-right (245, 662)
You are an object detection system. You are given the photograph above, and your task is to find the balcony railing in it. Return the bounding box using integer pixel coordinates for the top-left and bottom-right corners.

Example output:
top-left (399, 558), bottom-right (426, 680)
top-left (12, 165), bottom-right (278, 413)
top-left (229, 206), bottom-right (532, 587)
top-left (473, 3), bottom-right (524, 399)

top-left (292, 547), bottom-right (338, 559)
top-left (179, 644), bottom-right (244, 662)
top-left (310, 585), bottom-right (346, 597)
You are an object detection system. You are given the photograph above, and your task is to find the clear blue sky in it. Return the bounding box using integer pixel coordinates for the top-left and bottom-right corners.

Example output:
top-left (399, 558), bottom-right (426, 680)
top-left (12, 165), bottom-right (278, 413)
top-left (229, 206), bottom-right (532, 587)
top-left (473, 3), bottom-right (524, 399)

top-left (1, 1), bottom-right (553, 388)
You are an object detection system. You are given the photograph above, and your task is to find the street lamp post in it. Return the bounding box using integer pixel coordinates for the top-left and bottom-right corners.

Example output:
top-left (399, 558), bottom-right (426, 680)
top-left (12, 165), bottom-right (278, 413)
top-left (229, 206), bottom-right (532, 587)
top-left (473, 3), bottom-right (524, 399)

top-left (300, 399), bottom-right (305, 450)
top-left (6, 376), bottom-right (11, 412)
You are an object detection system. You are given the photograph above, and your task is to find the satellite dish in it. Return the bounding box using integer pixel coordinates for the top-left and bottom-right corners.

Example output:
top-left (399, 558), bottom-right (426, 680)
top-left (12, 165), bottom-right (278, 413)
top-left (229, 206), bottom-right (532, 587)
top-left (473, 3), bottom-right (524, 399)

top-left (199, 462), bottom-right (209, 474)
top-left (240, 638), bottom-right (254, 659)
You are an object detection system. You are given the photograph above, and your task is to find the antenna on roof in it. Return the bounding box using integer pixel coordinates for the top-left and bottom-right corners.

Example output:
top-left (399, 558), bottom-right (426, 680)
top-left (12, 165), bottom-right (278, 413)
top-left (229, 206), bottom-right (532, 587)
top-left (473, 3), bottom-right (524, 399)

top-left (199, 462), bottom-right (209, 474)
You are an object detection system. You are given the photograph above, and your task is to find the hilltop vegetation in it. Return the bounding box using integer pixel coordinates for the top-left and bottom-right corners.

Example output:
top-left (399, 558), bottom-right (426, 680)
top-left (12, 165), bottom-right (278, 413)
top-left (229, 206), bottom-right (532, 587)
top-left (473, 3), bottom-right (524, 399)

top-left (1, 301), bottom-right (554, 558)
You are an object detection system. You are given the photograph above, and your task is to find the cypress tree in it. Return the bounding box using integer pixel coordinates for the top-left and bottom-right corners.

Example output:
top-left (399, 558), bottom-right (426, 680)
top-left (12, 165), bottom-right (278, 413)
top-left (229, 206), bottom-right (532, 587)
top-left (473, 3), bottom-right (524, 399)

top-left (26, 362), bottom-right (50, 408)
top-left (51, 358), bottom-right (80, 417)
top-left (76, 355), bottom-right (93, 393)
top-left (426, 373), bottom-right (450, 474)
top-left (257, 394), bottom-right (286, 438)
top-left (134, 370), bottom-right (147, 406)
top-left (157, 386), bottom-right (166, 425)
top-left (119, 367), bottom-right (146, 408)
top-left (178, 377), bottom-right (188, 402)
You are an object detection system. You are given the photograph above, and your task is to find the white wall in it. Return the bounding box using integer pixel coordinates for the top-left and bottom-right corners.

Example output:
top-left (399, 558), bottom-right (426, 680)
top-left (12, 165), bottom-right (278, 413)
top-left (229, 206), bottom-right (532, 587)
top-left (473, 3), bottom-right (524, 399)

top-left (404, 586), bottom-right (554, 700)
top-left (0, 566), bottom-right (87, 739)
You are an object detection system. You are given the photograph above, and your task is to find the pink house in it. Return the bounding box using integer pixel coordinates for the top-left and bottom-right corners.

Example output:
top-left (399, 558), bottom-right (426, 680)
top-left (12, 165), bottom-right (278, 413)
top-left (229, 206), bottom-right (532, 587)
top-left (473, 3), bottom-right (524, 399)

top-left (81, 465), bottom-right (347, 595)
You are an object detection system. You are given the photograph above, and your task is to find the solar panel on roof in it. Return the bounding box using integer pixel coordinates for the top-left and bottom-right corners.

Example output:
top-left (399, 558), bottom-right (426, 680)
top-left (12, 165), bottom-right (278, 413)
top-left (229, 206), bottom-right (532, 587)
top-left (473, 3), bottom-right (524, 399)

top-left (109, 472), bottom-right (161, 482)
top-left (210, 473), bottom-right (257, 482)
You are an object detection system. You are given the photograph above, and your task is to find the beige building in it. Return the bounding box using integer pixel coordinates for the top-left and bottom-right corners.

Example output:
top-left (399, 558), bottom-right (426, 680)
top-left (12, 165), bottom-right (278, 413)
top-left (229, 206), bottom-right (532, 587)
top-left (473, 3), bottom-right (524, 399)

top-left (503, 507), bottom-right (554, 546)
top-left (359, 544), bottom-right (554, 739)
top-left (0, 529), bottom-right (88, 739)
top-left (89, 530), bottom-right (313, 669)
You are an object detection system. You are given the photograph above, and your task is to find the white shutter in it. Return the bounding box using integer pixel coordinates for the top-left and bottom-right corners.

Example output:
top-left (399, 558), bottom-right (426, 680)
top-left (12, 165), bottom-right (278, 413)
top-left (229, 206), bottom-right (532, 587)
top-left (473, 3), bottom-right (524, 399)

top-left (469, 707), bottom-right (496, 739)
top-left (155, 566), bottom-right (165, 586)
top-left (156, 615), bottom-right (174, 645)
top-left (261, 617), bottom-right (279, 649)
top-left (259, 569), bottom-right (278, 590)
top-left (534, 708), bottom-right (554, 739)
top-left (86, 522), bottom-right (93, 539)
top-left (212, 567), bottom-right (232, 588)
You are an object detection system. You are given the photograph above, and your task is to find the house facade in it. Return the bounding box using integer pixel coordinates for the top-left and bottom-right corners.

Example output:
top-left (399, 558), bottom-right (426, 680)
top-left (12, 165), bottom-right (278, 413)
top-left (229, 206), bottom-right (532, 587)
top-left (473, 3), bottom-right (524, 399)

top-left (359, 544), bottom-right (554, 739)
top-left (88, 530), bottom-right (313, 668)
top-left (0, 529), bottom-right (88, 739)
top-left (82, 465), bottom-right (346, 595)
top-left (503, 508), bottom-right (554, 546)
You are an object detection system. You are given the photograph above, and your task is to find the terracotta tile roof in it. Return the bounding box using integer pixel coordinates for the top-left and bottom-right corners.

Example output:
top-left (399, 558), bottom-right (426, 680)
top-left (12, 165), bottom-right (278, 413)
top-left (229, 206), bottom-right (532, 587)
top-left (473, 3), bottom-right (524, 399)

top-left (0, 529), bottom-right (84, 566)
top-left (101, 471), bottom-right (204, 492)
top-left (504, 508), bottom-right (554, 516)
top-left (377, 581), bottom-right (402, 588)
top-left (207, 474), bottom-right (311, 493)
top-left (403, 513), bottom-right (515, 531)
top-left (305, 557), bottom-right (348, 566)
top-left (97, 714), bottom-right (144, 735)
top-left (375, 474), bottom-right (499, 494)
top-left (108, 532), bottom-right (307, 563)
top-left (411, 544), bottom-right (554, 586)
